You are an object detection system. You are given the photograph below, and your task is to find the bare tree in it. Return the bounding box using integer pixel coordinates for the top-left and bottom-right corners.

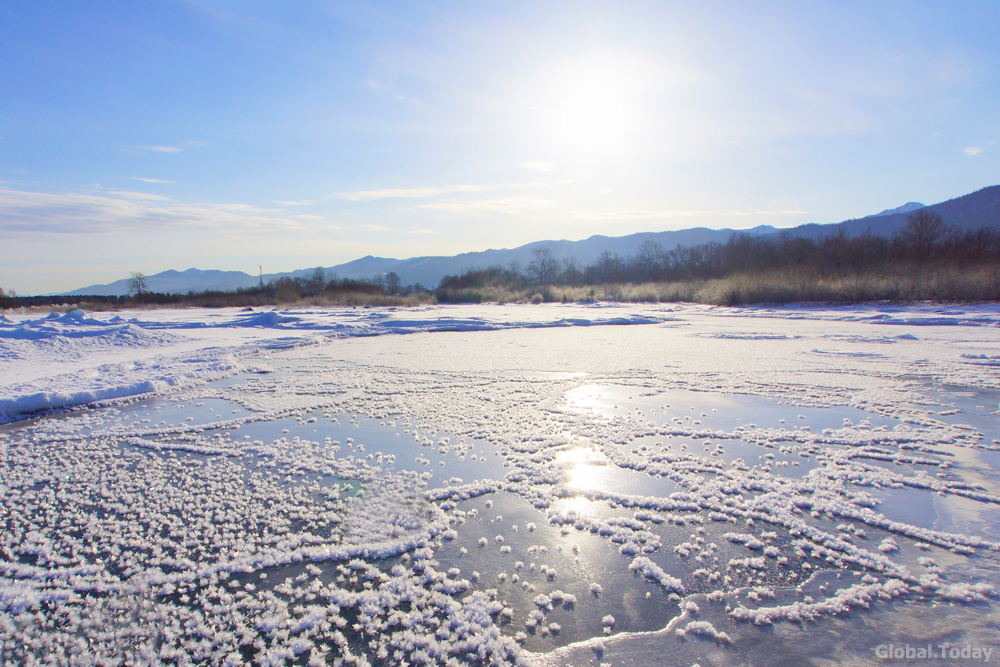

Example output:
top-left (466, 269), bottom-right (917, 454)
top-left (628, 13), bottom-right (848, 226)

top-left (527, 247), bottom-right (559, 285)
top-left (900, 209), bottom-right (947, 260)
top-left (595, 251), bottom-right (624, 283)
top-left (385, 271), bottom-right (401, 296)
top-left (127, 272), bottom-right (148, 296)
top-left (505, 261), bottom-right (523, 287)
top-left (303, 267), bottom-right (327, 296)
top-left (634, 240), bottom-right (664, 280)
top-left (561, 256), bottom-right (583, 286)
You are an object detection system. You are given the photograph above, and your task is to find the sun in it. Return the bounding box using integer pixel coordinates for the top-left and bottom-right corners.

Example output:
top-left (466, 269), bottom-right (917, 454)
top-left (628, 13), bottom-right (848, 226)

top-left (562, 85), bottom-right (624, 149)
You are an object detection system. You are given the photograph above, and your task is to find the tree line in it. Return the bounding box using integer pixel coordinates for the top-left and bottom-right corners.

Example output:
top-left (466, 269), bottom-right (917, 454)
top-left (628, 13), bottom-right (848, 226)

top-left (1, 268), bottom-right (432, 310)
top-left (436, 210), bottom-right (1000, 301)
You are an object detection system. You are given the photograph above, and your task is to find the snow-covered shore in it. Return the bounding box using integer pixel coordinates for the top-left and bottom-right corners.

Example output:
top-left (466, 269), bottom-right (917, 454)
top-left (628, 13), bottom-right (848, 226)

top-left (4, 302), bottom-right (1000, 425)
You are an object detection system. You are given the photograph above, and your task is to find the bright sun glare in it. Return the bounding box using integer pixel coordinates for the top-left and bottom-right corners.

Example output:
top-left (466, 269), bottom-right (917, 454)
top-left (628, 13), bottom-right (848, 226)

top-left (556, 445), bottom-right (609, 492)
top-left (562, 85), bottom-right (624, 149)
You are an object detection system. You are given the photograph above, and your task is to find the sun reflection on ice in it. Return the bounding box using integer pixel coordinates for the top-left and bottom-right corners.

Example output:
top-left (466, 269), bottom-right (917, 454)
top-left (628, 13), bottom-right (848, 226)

top-left (565, 385), bottom-right (619, 418)
top-left (555, 445), bottom-right (612, 493)
top-left (558, 494), bottom-right (599, 515)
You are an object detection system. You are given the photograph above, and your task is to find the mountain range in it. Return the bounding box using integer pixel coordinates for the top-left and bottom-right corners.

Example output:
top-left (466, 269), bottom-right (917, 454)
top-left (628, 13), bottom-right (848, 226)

top-left (66, 185), bottom-right (1000, 296)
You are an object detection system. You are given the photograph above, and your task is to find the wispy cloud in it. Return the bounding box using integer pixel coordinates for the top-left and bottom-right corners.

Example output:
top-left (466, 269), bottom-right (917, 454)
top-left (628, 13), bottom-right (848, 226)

top-left (365, 224), bottom-right (391, 231)
top-left (418, 197), bottom-right (553, 216)
top-left (965, 147), bottom-right (983, 156)
top-left (341, 187), bottom-right (443, 201)
top-left (0, 187), bottom-right (302, 235)
top-left (292, 214), bottom-right (324, 220)
top-left (335, 184), bottom-right (493, 201)
top-left (112, 191), bottom-right (171, 201)
top-left (273, 199), bottom-right (314, 206)
top-left (136, 145), bottom-right (183, 153)
top-left (133, 177), bottom-right (172, 183)
top-left (521, 161), bottom-right (554, 172)
top-left (571, 209), bottom-right (809, 221)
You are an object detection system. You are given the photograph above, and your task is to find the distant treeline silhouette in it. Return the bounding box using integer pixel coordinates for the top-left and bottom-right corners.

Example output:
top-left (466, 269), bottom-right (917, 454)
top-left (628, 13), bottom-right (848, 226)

top-left (436, 210), bottom-right (1000, 304)
top-left (1, 269), bottom-right (433, 310)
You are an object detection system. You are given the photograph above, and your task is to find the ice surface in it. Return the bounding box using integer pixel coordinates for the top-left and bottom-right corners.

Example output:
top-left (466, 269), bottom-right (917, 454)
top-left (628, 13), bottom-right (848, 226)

top-left (0, 304), bottom-right (683, 423)
top-left (2, 302), bottom-right (1000, 665)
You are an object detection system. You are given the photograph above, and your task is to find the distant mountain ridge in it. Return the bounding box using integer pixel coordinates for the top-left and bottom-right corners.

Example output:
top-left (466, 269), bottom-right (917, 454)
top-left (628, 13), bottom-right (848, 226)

top-left (875, 202), bottom-right (924, 217)
top-left (64, 185), bottom-right (1000, 296)
top-left (66, 268), bottom-right (265, 298)
top-left (63, 225), bottom-right (780, 296)
top-left (775, 185), bottom-right (999, 242)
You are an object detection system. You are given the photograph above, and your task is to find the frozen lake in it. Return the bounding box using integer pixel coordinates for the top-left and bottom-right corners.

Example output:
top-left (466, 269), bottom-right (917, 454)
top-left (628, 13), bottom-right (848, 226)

top-left (2, 303), bottom-right (1000, 665)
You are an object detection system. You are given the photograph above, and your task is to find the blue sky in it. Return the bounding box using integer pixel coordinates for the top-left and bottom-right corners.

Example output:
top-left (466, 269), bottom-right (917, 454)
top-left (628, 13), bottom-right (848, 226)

top-left (2, 1), bottom-right (998, 294)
